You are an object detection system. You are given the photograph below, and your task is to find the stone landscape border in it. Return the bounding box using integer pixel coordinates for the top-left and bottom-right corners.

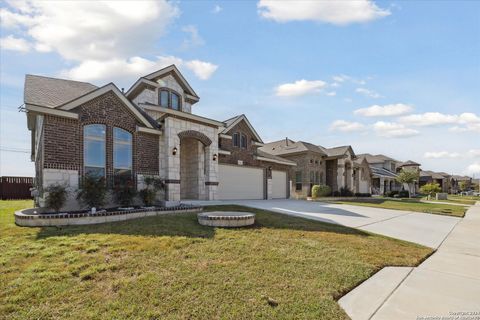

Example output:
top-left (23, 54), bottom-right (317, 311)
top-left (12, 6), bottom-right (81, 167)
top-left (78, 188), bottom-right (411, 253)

top-left (15, 205), bottom-right (203, 227)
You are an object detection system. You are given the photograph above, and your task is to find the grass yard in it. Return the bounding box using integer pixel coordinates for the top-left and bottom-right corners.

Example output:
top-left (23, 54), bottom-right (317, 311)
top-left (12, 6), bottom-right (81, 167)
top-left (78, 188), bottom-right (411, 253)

top-left (438, 195), bottom-right (479, 206)
top-left (1, 200), bottom-right (432, 320)
top-left (329, 198), bottom-right (466, 217)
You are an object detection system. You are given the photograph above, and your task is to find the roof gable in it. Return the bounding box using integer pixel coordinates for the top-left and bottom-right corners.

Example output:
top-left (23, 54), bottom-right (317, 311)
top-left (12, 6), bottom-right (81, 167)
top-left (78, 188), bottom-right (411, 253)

top-left (57, 83), bottom-right (155, 128)
top-left (221, 114), bottom-right (263, 143)
top-left (142, 65), bottom-right (199, 99)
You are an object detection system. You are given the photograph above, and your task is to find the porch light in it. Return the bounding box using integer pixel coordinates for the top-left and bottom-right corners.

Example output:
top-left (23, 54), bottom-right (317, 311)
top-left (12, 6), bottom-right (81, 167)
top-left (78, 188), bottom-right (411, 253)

top-left (172, 147), bottom-right (177, 156)
top-left (213, 153), bottom-right (217, 161)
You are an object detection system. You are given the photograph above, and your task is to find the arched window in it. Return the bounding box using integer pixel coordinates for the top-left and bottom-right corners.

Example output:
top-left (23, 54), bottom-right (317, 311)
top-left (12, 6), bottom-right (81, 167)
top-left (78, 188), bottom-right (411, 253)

top-left (158, 89), bottom-right (182, 111)
top-left (113, 127), bottom-right (133, 184)
top-left (84, 124), bottom-right (106, 177)
top-left (160, 90), bottom-right (169, 108)
top-left (171, 92), bottom-right (180, 110)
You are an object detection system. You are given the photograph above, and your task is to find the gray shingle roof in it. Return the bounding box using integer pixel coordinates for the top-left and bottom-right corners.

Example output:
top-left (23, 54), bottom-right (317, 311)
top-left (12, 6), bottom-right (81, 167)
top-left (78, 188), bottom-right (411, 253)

top-left (24, 75), bottom-right (98, 108)
top-left (399, 160), bottom-right (421, 167)
top-left (371, 166), bottom-right (398, 178)
top-left (256, 149), bottom-right (296, 166)
top-left (261, 139), bottom-right (327, 156)
top-left (357, 153), bottom-right (397, 164)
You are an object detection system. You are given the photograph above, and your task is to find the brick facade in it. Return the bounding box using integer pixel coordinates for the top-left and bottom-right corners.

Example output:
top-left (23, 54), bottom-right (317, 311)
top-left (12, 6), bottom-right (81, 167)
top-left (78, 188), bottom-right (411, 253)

top-left (42, 92), bottom-right (159, 186)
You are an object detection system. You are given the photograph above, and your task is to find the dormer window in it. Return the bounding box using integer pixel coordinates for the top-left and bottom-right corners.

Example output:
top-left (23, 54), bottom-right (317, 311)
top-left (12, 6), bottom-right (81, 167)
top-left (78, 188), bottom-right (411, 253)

top-left (240, 134), bottom-right (247, 149)
top-left (171, 93), bottom-right (180, 110)
top-left (159, 89), bottom-right (181, 111)
top-left (233, 133), bottom-right (240, 147)
top-left (160, 90), bottom-right (169, 108)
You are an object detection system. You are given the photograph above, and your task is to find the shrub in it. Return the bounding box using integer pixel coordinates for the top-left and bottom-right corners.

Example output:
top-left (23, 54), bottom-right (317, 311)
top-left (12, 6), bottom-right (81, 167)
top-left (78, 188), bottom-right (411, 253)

top-left (45, 184), bottom-right (68, 213)
top-left (114, 177), bottom-right (137, 207)
top-left (332, 191), bottom-right (340, 197)
top-left (386, 190), bottom-right (399, 197)
top-left (339, 187), bottom-right (353, 197)
top-left (77, 176), bottom-right (107, 209)
top-left (354, 192), bottom-right (371, 197)
top-left (139, 176), bottom-right (165, 206)
top-left (398, 190), bottom-right (410, 198)
top-left (311, 185), bottom-right (331, 198)
top-left (420, 183), bottom-right (442, 197)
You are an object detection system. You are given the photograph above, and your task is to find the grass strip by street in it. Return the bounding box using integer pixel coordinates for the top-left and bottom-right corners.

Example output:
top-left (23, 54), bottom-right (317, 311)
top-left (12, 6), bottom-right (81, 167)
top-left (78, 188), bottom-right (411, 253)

top-left (324, 198), bottom-right (466, 217)
top-left (1, 200), bottom-right (431, 319)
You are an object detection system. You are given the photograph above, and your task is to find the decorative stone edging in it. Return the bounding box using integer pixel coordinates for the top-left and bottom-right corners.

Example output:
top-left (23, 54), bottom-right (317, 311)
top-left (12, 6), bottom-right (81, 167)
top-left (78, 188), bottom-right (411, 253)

top-left (15, 205), bottom-right (203, 227)
top-left (197, 211), bottom-right (255, 227)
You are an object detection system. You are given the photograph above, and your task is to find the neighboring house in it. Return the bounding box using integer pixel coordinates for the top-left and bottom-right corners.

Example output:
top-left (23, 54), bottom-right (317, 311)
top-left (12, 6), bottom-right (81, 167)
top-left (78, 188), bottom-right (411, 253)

top-left (356, 154), bottom-right (402, 195)
top-left (259, 140), bottom-right (371, 197)
top-left (24, 65), bottom-right (295, 210)
top-left (397, 160), bottom-right (421, 194)
top-left (450, 175), bottom-right (473, 193)
top-left (419, 170), bottom-right (450, 193)
top-left (217, 115), bottom-right (296, 200)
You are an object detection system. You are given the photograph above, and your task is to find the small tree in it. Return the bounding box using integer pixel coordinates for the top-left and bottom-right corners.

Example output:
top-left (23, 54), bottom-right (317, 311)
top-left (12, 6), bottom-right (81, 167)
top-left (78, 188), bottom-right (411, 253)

top-left (45, 184), bottom-right (68, 213)
top-left (139, 176), bottom-right (164, 206)
top-left (420, 182), bottom-right (441, 198)
top-left (311, 185), bottom-right (331, 198)
top-left (395, 169), bottom-right (419, 198)
top-left (458, 181), bottom-right (467, 192)
top-left (77, 176), bottom-right (107, 209)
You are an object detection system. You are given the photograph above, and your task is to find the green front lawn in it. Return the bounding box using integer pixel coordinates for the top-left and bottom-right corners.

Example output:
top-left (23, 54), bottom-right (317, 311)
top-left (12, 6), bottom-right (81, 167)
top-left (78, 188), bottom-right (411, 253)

top-left (328, 198), bottom-right (466, 217)
top-left (1, 200), bottom-right (431, 319)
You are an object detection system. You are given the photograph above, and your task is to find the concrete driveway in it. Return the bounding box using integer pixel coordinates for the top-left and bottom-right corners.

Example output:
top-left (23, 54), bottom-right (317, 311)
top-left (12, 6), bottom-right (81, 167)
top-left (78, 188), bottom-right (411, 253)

top-left (184, 199), bottom-right (460, 248)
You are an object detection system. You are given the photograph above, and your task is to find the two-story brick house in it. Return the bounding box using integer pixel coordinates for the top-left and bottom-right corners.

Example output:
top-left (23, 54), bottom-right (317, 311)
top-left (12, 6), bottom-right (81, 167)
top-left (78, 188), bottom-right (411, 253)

top-left (25, 65), bottom-right (295, 210)
top-left (259, 139), bottom-right (372, 197)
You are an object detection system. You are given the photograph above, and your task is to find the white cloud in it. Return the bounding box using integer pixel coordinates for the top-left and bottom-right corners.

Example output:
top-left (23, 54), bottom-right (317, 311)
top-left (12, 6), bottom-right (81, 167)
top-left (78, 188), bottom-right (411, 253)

top-left (373, 121), bottom-right (419, 138)
top-left (332, 74), bottom-right (366, 85)
top-left (329, 120), bottom-right (365, 132)
top-left (354, 103), bottom-right (413, 117)
top-left (61, 56), bottom-right (218, 82)
top-left (326, 91), bottom-right (336, 96)
top-left (181, 25), bottom-right (205, 49)
top-left (399, 112), bottom-right (480, 131)
top-left (184, 60), bottom-right (218, 80)
top-left (257, 0), bottom-right (390, 25)
top-left (212, 5), bottom-right (222, 14)
top-left (1, 1), bottom-right (219, 82)
top-left (468, 149), bottom-right (480, 157)
top-left (423, 151), bottom-right (461, 159)
top-left (355, 87), bottom-right (381, 98)
top-left (275, 79), bottom-right (327, 97)
top-left (0, 35), bottom-right (31, 52)
top-left (465, 162), bottom-right (480, 175)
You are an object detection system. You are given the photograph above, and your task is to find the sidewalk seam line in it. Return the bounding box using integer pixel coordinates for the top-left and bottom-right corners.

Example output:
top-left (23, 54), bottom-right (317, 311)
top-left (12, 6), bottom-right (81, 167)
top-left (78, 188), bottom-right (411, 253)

top-left (368, 267), bottom-right (415, 320)
top-left (355, 212), bottom-right (413, 228)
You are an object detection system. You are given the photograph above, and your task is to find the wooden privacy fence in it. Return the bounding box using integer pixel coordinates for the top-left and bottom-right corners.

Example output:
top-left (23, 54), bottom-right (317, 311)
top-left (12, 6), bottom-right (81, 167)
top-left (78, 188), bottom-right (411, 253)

top-left (0, 176), bottom-right (33, 200)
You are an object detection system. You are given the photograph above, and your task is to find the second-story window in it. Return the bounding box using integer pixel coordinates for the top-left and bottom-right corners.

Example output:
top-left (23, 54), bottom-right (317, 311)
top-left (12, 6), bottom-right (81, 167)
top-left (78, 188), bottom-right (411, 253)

top-left (171, 93), bottom-right (180, 110)
top-left (240, 134), bottom-right (247, 149)
top-left (233, 133), bottom-right (240, 147)
top-left (159, 89), bottom-right (181, 111)
top-left (160, 90), bottom-right (169, 108)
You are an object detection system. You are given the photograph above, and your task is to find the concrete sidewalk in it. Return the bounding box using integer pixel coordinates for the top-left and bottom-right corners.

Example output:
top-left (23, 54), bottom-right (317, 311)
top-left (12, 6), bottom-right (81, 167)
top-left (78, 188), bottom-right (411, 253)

top-left (340, 202), bottom-right (480, 319)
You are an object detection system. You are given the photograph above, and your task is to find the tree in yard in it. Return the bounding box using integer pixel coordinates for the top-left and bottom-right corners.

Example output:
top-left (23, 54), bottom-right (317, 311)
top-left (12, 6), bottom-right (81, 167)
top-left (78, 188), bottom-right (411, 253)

top-left (420, 182), bottom-right (442, 198)
top-left (395, 169), bottom-right (419, 198)
top-left (458, 181), bottom-right (467, 192)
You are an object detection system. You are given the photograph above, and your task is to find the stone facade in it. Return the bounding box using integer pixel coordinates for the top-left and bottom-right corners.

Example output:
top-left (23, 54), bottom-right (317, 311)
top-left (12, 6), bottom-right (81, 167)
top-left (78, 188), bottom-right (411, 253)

top-left (283, 152), bottom-right (326, 198)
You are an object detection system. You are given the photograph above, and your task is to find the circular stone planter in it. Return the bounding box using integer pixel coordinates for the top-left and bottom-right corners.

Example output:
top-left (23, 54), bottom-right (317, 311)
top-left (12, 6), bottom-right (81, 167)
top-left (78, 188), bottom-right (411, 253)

top-left (197, 211), bottom-right (255, 227)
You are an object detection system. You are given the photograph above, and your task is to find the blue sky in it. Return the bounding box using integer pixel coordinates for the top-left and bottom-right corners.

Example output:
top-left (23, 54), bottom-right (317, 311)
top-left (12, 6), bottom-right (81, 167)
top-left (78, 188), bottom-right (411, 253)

top-left (1, 0), bottom-right (479, 177)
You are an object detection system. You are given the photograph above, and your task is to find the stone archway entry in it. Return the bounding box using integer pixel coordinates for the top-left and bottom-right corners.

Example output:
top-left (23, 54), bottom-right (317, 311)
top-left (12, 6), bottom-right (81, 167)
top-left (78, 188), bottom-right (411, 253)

top-left (178, 130), bottom-right (212, 200)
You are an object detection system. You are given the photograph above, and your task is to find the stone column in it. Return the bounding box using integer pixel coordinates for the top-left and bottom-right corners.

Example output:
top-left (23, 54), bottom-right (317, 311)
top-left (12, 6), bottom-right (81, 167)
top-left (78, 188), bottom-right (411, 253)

top-left (164, 120), bottom-right (181, 205)
top-left (380, 177), bottom-right (385, 195)
top-left (204, 141), bottom-right (219, 200)
top-left (337, 159), bottom-right (345, 191)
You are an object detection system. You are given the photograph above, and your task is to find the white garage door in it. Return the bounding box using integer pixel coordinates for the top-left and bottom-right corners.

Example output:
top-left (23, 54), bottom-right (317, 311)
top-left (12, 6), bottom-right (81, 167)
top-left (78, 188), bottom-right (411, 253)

top-left (218, 164), bottom-right (264, 200)
top-left (272, 170), bottom-right (287, 199)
